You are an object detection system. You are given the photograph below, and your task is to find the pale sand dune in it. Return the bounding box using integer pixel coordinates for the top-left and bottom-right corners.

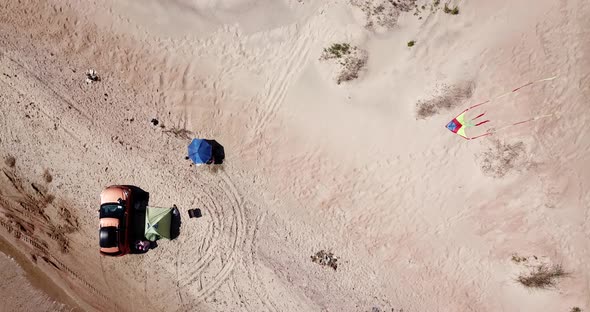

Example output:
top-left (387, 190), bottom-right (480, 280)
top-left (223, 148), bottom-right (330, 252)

top-left (0, 0), bottom-right (588, 311)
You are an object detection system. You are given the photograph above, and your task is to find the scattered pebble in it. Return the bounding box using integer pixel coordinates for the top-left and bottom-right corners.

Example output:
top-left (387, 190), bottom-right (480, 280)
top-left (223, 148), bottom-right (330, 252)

top-left (151, 118), bottom-right (159, 126)
top-left (5, 156), bottom-right (16, 167)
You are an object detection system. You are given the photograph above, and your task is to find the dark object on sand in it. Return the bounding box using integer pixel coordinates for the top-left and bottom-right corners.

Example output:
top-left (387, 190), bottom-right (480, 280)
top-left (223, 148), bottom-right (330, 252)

top-left (188, 139), bottom-right (212, 164)
top-left (151, 118), bottom-right (159, 126)
top-left (134, 240), bottom-right (151, 253)
top-left (187, 138), bottom-right (225, 165)
top-left (188, 208), bottom-right (202, 219)
top-left (206, 140), bottom-right (225, 165)
top-left (85, 69), bottom-right (100, 83)
top-left (311, 250), bottom-right (338, 270)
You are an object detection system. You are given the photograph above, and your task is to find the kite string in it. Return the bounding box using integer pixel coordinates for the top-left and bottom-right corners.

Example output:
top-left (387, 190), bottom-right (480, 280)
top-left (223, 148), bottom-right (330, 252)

top-left (464, 75), bottom-right (558, 111)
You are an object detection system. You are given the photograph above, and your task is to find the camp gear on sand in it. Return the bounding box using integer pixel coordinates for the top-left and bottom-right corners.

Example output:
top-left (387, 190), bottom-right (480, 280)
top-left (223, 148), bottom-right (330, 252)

top-left (135, 240), bottom-right (151, 252)
top-left (188, 208), bottom-right (202, 218)
top-left (188, 138), bottom-right (213, 164)
top-left (145, 206), bottom-right (174, 241)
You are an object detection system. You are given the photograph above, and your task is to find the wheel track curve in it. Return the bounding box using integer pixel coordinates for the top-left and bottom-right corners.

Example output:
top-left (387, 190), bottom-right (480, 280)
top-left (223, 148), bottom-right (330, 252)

top-left (173, 169), bottom-right (247, 307)
top-left (174, 168), bottom-right (284, 311)
top-left (191, 170), bottom-right (246, 300)
top-left (250, 19), bottom-right (318, 138)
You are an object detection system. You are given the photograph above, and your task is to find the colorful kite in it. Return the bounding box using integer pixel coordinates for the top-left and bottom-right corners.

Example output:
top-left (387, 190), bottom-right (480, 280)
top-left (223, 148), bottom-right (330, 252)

top-left (446, 76), bottom-right (557, 140)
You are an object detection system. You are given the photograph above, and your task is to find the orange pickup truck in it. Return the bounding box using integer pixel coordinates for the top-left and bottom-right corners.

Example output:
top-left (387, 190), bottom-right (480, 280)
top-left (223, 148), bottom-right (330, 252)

top-left (98, 185), bottom-right (135, 256)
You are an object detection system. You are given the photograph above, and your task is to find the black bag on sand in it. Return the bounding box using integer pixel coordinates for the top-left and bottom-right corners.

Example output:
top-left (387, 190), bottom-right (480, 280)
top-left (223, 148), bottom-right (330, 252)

top-left (188, 208), bottom-right (202, 218)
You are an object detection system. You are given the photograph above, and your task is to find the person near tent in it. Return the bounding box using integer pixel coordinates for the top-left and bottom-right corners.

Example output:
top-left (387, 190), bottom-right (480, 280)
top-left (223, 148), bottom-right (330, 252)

top-left (134, 240), bottom-right (151, 253)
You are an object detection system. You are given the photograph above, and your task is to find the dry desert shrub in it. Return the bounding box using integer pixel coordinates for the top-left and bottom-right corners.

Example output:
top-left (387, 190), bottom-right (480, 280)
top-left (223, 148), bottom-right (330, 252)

top-left (321, 43), bottom-right (352, 59)
top-left (351, 0), bottom-right (416, 31)
top-left (370, 307), bottom-right (405, 312)
top-left (320, 43), bottom-right (368, 84)
top-left (416, 81), bottom-right (475, 119)
top-left (479, 139), bottom-right (530, 178)
top-left (311, 250), bottom-right (338, 270)
top-left (162, 126), bottom-right (193, 140)
top-left (517, 264), bottom-right (569, 289)
top-left (571, 307), bottom-right (582, 312)
top-left (337, 50), bottom-right (368, 84)
top-left (443, 4), bottom-right (460, 15)
top-left (511, 254), bottom-right (528, 263)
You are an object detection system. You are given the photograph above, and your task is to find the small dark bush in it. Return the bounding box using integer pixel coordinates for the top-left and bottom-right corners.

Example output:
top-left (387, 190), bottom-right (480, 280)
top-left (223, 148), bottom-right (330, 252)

top-left (311, 250), bottom-right (338, 270)
top-left (444, 4), bottom-right (459, 15)
top-left (517, 264), bottom-right (569, 289)
top-left (322, 43), bottom-right (352, 59)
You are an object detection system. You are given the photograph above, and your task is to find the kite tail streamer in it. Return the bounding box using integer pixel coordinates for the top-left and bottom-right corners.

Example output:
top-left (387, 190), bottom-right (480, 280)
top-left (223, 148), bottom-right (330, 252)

top-left (447, 75), bottom-right (559, 140)
top-left (463, 75), bottom-right (558, 112)
top-left (465, 113), bottom-right (556, 140)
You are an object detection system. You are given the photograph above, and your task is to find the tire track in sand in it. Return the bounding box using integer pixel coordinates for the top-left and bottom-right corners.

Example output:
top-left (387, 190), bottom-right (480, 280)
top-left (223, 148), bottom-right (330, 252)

top-left (194, 170), bottom-right (245, 300)
top-left (214, 175), bottom-right (279, 312)
top-left (235, 207), bottom-right (279, 312)
top-left (0, 51), bottom-right (94, 124)
top-left (0, 200), bottom-right (119, 311)
top-left (176, 169), bottom-right (280, 311)
top-left (177, 184), bottom-right (224, 287)
top-left (250, 21), bottom-right (316, 138)
top-left (176, 169), bottom-right (246, 305)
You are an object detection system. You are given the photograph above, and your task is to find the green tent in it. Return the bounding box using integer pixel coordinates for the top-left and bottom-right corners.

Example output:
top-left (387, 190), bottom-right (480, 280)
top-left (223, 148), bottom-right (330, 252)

top-left (145, 206), bottom-right (173, 241)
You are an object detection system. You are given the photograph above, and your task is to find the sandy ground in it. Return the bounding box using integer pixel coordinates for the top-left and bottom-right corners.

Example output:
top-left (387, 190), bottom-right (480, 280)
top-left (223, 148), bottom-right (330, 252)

top-left (0, 0), bottom-right (589, 311)
top-left (0, 251), bottom-right (68, 312)
top-left (0, 237), bottom-right (76, 312)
